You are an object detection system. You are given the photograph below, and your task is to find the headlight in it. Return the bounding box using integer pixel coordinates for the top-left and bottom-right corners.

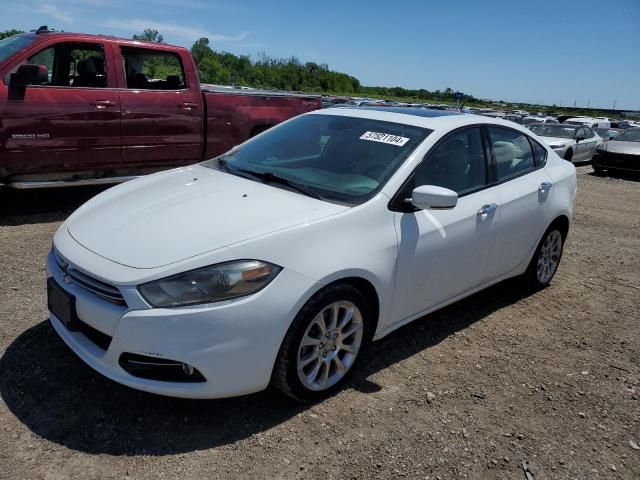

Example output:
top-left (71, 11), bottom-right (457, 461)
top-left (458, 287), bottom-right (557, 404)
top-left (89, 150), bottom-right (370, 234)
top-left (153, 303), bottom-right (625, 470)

top-left (139, 260), bottom-right (282, 307)
top-left (550, 144), bottom-right (563, 149)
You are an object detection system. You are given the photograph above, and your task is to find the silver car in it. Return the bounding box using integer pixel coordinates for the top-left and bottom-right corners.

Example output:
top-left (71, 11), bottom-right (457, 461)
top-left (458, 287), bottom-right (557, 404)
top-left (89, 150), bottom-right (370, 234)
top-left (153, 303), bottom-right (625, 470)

top-left (529, 124), bottom-right (602, 162)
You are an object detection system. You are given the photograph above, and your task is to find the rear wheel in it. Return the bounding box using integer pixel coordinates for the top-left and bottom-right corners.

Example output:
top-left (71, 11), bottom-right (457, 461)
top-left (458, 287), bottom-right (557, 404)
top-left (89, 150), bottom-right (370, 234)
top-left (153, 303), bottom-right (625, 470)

top-left (272, 283), bottom-right (372, 402)
top-left (524, 226), bottom-right (565, 290)
top-left (563, 149), bottom-right (573, 162)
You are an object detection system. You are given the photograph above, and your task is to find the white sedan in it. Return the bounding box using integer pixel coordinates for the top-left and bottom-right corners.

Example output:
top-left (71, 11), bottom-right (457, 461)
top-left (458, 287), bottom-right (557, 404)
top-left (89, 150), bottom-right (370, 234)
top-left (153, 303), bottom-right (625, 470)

top-left (529, 123), bottom-right (603, 162)
top-left (47, 108), bottom-right (577, 401)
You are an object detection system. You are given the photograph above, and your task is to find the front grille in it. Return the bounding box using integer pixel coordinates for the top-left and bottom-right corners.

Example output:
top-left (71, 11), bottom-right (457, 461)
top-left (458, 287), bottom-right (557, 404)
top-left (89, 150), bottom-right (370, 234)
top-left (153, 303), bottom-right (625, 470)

top-left (53, 249), bottom-right (127, 306)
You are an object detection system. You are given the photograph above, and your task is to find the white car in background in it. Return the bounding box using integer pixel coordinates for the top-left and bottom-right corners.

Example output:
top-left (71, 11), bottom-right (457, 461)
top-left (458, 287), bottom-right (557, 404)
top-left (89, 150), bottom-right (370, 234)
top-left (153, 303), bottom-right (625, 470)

top-left (47, 107), bottom-right (576, 402)
top-left (564, 117), bottom-right (611, 128)
top-left (530, 123), bottom-right (603, 162)
top-left (523, 116), bottom-right (558, 127)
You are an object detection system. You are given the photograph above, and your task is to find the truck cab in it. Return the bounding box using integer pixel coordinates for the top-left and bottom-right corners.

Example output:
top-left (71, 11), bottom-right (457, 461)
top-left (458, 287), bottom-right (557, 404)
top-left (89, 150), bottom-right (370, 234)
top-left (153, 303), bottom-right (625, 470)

top-left (0, 28), bottom-right (320, 188)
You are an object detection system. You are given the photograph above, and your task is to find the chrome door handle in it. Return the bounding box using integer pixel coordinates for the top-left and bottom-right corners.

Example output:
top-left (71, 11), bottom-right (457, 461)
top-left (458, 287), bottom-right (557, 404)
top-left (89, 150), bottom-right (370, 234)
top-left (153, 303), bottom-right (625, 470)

top-left (91, 100), bottom-right (117, 109)
top-left (538, 182), bottom-right (553, 193)
top-left (477, 203), bottom-right (498, 216)
top-left (178, 102), bottom-right (199, 110)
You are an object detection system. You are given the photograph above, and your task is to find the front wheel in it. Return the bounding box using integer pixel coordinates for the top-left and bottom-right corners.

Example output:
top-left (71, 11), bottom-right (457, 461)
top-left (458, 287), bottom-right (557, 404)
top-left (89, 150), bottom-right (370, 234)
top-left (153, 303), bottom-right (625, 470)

top-left (563, 149), bottom-right (574, 162)
top-left (593, 164), bottom-right (606, 176)
top-left (272, 283), bottom-right (372, 402)
top-left (524, 227), bottom-right (565, 290)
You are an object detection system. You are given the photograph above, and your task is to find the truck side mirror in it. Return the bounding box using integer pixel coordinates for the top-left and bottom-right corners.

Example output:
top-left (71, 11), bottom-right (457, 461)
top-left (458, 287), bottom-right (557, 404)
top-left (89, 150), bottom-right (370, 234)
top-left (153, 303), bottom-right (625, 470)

top-left (10, 64), bottom-right (49, 88)
top-left (8, 64), bottom-right (48, 100)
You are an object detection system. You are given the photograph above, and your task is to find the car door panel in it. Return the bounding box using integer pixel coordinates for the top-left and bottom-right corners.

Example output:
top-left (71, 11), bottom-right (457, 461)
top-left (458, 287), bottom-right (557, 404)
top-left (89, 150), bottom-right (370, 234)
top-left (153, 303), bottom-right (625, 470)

top-left (117, 46), bottom-right (203, 168)
top-left (391, 190), bottom-right (499, 323)
top-left (488, 169), bottom-right (553, 278)
top-left (390, 126), bottom-right (497, 324)
top-left (1, 40), bottom-right (121, 176)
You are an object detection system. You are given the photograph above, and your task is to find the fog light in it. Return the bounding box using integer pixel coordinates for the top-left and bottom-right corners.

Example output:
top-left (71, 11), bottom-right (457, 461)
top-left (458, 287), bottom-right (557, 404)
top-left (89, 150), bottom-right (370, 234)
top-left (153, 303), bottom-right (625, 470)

top-left (182, 363), bottom-right (195, 376)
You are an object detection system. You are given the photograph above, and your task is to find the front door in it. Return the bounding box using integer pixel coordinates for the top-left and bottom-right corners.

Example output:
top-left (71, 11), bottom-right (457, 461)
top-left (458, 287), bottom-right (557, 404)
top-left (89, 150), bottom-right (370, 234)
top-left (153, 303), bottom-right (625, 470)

top-left (2, 41), bottom-right (121, 178)
top-left (117, 46), bottom-right (203, 169)
top-left (391, 127), bottom-right (498, 324)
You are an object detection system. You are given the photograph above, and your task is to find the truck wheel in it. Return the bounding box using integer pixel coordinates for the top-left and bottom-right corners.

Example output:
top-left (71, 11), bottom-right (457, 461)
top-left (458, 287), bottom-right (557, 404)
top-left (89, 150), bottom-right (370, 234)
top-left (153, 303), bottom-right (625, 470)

top-left (563, 149), bottom-right (573, 162)
top-left (272, 283), bottom-right (373, 402)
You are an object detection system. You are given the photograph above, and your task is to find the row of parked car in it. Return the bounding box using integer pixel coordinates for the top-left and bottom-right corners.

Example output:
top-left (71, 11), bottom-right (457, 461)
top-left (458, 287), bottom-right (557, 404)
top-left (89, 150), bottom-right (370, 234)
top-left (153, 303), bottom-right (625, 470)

top-left (322, 96), bottom-right (640, 174)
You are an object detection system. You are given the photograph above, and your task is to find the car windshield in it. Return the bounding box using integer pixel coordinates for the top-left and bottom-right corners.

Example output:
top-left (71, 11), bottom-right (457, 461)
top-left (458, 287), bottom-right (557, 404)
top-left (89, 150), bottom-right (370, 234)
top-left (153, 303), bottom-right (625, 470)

top-left (530, 124), bottom-right (578, 139)
top-left (0, 34), bottom-right (36, 64)
top-left (202, 114), bottom-right (431, 205)
top-left (613, 128), bottom-right (640, 142)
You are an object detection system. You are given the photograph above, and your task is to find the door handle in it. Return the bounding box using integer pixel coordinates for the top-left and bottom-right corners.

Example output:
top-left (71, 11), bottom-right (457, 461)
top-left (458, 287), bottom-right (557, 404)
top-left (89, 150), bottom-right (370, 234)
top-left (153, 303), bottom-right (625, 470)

top-left (91, 100), bottom-right (117, 109)
top-left (538, 182), bottom-right (553, 194)
top-left (178, 102), bottom-right (199, 110)
top-left (477, 203), bottom-right (498, 217)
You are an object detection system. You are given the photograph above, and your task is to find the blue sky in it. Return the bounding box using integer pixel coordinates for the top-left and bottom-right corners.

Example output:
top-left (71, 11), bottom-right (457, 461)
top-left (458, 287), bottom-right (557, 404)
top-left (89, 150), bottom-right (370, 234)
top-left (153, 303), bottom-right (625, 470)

top-left (1, 0), bottom-right (638, 109)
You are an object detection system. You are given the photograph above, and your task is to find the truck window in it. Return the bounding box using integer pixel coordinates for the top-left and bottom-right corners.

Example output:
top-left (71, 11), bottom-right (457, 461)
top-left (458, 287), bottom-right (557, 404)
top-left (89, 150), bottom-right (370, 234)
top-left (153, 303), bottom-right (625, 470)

top-left (4, 42), bottom-right (107, 88)
top-left (120, 47), bottom-right (186, 90)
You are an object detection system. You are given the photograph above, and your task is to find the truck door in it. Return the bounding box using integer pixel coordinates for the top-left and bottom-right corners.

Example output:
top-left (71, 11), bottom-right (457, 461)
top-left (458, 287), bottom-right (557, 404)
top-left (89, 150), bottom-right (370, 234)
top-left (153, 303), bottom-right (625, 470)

top-left (1, 40), bottom-right (121, 178)
top-left (117, 46), bottom-right (203, 168)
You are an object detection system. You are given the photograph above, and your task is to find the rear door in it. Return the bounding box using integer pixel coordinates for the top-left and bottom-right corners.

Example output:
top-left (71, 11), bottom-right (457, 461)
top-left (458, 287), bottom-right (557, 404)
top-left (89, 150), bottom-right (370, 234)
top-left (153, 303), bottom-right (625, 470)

top-left (116, 46), bottom-right (203, 168)
top-left (2, 40), bottom-right (121, 177)
top-left (484, 126), bottom-right (554, 279)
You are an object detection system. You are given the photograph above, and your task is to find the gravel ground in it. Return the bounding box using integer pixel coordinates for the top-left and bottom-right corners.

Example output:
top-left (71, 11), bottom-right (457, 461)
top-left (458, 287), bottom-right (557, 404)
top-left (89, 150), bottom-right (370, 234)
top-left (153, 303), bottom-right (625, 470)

top-left (0, 166), bottom-right (638, 480)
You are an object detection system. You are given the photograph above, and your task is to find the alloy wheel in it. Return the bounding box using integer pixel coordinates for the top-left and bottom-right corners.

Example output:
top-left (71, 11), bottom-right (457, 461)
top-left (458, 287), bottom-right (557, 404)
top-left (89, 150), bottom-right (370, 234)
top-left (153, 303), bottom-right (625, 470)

top-left (296, 301), bottom-right (364, 391)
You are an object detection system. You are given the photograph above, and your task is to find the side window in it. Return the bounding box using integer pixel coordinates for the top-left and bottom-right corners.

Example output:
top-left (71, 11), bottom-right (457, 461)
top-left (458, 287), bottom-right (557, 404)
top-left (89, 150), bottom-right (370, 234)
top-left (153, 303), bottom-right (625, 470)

top-left (411, 127), bottom-right (487, 195)
top-left (584, 128), bottom-right (595, 139)
top-left (66, 44), bottom-right (108, 88)
top-left (488, 127), bottom-right (535, 181)
top-left (576, 128), bottom-right (586, 139)
top-left (121, 47), bottom-right (186, 90)
top-left (530, 139), bottom-right (548, 167)
top-left (5, 42), bottom-right (107, 88)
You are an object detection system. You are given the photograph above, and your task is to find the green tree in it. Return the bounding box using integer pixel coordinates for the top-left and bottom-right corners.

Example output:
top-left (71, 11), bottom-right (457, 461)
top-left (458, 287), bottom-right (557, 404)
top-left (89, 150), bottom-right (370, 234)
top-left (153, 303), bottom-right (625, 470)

top-left (0, 29), bottom-right (24, 40)
top-left (132, 29), bottom-right (163, 43)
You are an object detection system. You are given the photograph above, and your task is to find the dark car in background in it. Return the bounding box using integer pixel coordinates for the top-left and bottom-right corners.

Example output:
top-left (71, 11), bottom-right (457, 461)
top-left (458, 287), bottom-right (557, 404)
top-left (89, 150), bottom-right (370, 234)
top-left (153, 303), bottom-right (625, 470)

top-left (592, 128), bottom-right (640, 175)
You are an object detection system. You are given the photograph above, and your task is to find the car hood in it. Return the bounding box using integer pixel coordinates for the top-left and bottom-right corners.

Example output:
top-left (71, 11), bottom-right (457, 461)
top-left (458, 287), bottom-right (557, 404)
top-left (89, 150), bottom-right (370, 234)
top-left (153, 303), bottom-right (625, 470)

top-left (599, 141), bottom-right (640, 155)
top-left (67, 165), bottom-right (349, 269)
top-left (540, 137), bottom-right (574, 147)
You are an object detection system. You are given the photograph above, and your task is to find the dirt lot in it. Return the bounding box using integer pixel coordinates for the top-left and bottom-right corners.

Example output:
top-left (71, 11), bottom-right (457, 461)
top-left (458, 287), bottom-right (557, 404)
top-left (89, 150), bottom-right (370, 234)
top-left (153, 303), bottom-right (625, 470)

top-left (0, 166), bottom-right (638, 480)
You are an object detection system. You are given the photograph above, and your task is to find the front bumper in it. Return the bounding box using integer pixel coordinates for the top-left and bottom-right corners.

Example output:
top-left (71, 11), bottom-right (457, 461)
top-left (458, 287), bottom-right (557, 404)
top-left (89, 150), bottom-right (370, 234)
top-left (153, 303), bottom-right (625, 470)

top-left (46, 250), bottom-right (317, 399)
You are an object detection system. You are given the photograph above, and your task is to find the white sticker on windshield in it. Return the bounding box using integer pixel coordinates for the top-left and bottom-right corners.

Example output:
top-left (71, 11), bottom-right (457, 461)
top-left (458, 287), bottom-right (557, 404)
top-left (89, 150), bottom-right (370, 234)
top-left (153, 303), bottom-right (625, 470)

top-left (359, 131), bottom-right (410, 147)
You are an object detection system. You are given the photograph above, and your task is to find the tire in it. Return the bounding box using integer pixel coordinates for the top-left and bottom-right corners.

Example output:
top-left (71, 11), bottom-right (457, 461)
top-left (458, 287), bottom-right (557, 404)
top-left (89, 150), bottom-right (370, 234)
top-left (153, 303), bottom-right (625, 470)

top-left (563, 149), bottom-right (573, 162)
top-left (272, 282), bottom-right (373, 402)
top-left (593, 164), bottom-right (605, 176)
top-left (524, 225), bottom-right (565, 290)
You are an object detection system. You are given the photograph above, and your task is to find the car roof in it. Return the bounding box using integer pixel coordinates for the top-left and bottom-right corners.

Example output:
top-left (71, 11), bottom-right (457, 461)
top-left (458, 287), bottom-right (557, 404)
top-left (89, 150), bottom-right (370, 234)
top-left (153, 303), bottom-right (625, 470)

top-left (312, 106), bottom-right (534, 133)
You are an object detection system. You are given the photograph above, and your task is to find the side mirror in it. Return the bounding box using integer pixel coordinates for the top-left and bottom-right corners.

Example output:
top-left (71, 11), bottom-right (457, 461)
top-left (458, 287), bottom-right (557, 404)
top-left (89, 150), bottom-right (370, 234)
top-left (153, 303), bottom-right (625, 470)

top-left (411, 185), bottom-right (458, 210)
top-left (10, 64), bottom-right (48, 88)
top-left (575, 136), bottom-right (585, 143)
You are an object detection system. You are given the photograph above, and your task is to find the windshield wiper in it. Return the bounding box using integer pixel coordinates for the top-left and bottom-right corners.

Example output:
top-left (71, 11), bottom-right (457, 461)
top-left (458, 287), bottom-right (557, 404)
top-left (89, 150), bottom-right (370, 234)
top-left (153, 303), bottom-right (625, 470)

top-left (218, 159), bottom-right (323, 200)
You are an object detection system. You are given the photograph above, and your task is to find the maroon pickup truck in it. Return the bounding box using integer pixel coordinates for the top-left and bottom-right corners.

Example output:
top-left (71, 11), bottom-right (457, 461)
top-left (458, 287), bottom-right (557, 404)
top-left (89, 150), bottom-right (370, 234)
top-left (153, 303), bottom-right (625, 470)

top-left (0, 28), bottom-right (320, 189)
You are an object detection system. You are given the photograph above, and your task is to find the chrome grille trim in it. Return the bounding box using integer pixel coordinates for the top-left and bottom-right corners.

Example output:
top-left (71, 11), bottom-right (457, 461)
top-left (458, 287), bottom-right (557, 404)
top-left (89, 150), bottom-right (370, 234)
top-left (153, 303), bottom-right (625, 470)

top-left (53, 249), bottom-right (126, 305)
